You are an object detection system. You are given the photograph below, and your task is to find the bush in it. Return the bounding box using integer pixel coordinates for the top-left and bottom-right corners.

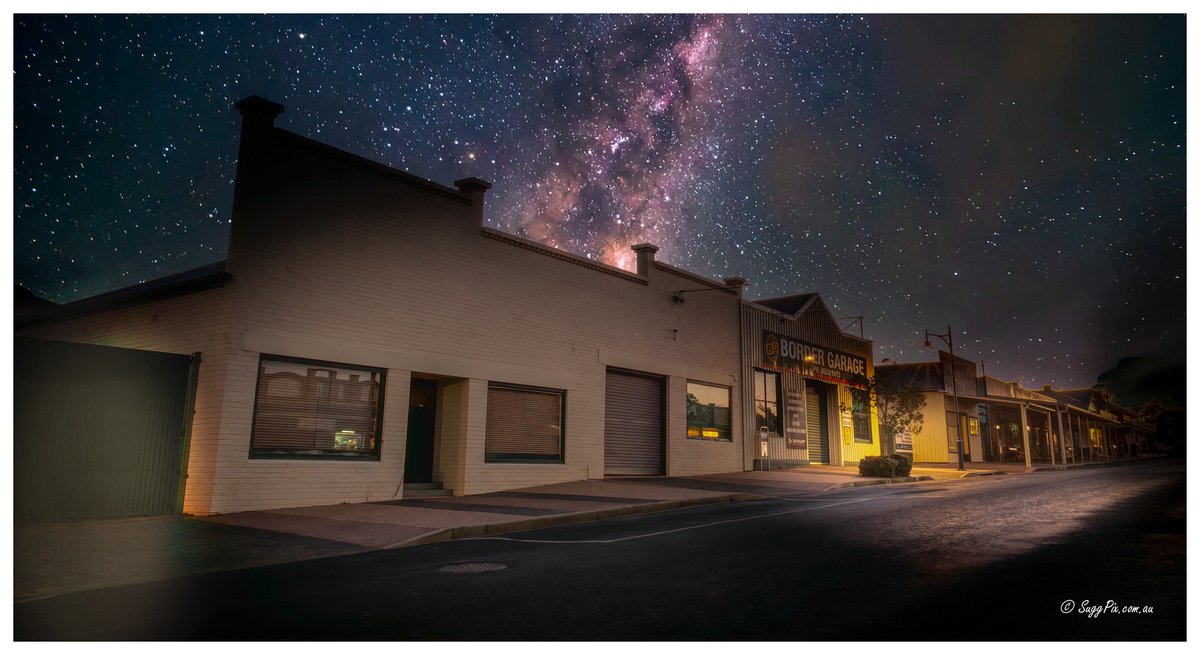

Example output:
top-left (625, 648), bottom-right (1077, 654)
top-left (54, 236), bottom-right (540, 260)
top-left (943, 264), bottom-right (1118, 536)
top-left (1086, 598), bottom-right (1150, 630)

top-left (858, 454), bottom-right (913, 478)
top-left (858, 455), bottom-right (897, 478)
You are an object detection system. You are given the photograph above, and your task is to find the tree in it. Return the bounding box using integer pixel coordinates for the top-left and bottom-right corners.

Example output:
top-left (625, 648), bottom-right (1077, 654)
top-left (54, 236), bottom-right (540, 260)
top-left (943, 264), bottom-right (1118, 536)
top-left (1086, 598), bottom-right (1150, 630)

top-left (1090, 385), bottom-right (1116, 411)
top-left (843, 375), bottom-right (926, 456)
top-left (1138, 399), bottom-right (1164, 424)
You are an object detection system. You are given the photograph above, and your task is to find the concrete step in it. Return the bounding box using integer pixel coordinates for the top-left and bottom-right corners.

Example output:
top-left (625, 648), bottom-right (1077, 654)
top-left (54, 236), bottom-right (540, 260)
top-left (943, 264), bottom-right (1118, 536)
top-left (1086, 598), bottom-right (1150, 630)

top-left (404, 482), bottom-right (444, 490)
top-left (403, 488), bottom-right (454, 498)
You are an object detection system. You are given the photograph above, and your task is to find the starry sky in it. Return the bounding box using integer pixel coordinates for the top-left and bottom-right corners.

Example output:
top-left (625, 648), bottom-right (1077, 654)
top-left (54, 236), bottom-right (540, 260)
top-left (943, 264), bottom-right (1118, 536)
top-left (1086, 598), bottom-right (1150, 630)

top-left (13, 14), bottom-right (1187, 391)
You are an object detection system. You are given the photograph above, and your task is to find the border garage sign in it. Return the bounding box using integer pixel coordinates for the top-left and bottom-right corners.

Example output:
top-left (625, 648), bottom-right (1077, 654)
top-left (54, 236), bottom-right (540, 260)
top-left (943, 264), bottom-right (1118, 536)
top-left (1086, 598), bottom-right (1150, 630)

top-left (762, 330), bottom-right (867, 386)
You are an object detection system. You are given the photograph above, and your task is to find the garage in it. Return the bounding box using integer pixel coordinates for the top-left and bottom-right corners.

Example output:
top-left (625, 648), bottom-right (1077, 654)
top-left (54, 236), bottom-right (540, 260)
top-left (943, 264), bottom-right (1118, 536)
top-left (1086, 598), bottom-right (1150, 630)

top-left (14, 338), bottom-right (199, 522)
top-left (603, 369), bottom-right (664, 475)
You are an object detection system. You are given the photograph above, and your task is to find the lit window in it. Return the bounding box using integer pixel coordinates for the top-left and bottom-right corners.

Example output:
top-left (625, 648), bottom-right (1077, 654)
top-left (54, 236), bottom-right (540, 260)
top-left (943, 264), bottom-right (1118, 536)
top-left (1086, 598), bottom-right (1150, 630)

top-left (485, 384), bottom-right (565, 463)
top-left (753, 370), bottom-right (781, 435)
top-left (686, 381), bottom-right (732, 440)
top-left (250, 355), bottom-right (384, 459)
top-left (851, 388), bottom-right (871, 443)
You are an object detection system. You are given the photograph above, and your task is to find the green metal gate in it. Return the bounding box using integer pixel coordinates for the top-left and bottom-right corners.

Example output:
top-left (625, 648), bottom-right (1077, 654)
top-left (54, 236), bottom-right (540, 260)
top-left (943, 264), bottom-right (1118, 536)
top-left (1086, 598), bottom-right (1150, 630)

top-left (806, 380), bottom-right (830, 464)
top-left (14, 338), bottom-right (199, 522)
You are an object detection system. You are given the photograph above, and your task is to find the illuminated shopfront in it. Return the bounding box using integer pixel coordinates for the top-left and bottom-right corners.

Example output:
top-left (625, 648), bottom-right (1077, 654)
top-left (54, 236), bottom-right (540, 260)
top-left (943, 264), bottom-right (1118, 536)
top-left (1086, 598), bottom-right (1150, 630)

top-left (738, 294), bottom-right (880, 469)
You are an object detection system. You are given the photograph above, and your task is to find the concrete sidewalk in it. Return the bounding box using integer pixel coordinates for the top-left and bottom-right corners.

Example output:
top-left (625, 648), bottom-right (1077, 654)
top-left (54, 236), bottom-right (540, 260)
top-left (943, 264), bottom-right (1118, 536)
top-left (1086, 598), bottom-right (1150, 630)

top-left (913, 454), bottom-right (1162, 475)
top-left (12, 466), bottom-right (935, 603)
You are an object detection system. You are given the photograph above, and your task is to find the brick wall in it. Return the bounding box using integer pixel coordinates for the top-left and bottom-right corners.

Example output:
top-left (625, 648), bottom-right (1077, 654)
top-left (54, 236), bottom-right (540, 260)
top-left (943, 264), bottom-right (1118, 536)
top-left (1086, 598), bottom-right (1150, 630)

top-left (18, 121), bottom-right (745, 514)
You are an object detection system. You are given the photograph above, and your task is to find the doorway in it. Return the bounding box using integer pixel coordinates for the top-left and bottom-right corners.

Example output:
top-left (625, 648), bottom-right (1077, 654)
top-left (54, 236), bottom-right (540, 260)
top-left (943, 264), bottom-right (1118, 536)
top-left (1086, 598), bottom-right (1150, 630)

top-left (804, 380), bottom-right (830, 464)
top-left (405, 378), bottom-right (438, 483)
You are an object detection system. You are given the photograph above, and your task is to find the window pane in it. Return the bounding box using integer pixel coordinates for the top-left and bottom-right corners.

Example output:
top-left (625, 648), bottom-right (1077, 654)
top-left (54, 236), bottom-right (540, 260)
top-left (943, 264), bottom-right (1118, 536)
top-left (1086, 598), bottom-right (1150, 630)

top-left (251, 357), bottom-right (383, 457)
top-left (763, 401), bottom-right (780, 434)
top-left (752, 370), bottom-right (781, 435)
top-left (485, 385), bottom-right (563, 461)
top-left (852, 388), bottom-right (871, 443)
top-left (687, 381), bottom-right (731, 440)
top-left (755, 400), bottom-right (769, 431)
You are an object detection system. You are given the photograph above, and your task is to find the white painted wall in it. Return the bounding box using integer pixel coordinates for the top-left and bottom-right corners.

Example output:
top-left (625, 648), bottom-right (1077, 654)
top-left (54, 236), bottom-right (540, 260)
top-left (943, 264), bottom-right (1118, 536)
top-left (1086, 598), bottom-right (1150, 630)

top-left (19, 119), bottom-right (745, 513)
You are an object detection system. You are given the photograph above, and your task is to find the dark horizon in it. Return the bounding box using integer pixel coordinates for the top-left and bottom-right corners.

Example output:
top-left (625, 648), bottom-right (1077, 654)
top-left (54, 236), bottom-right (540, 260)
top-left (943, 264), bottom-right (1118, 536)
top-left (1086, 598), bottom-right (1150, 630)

top-left (13, 14), bottom-right (1186, 392)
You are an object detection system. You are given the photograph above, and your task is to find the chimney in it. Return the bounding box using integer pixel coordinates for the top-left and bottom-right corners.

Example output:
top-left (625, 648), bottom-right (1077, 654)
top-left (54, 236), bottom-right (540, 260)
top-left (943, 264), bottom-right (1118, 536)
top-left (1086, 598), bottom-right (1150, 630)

top-left (231, 96), bottom-right (285, 213)
top-left (234, 96), bottom-right (284, 160)
top-left (235, 95), bottom-right (284, 134)
top-left (722, 276), bottom-right (748, 298)
top-left (631, 243), bottom-right (659, 276)
top-left (454, 177), bottom-right (492, 224)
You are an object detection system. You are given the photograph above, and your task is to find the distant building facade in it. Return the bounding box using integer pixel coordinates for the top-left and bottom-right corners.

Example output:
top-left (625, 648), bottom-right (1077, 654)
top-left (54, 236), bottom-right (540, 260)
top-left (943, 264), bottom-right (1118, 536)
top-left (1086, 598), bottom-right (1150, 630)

top-left (877, 356), bottom-right (1154, 467)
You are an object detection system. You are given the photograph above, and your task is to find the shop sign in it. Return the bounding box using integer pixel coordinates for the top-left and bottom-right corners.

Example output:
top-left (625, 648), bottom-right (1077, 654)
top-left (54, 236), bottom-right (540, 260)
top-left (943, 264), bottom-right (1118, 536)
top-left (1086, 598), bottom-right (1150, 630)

top-left (895, 429), bottom-right (913, 454)
top-left (784, 389), bottom-right (806, 449)
top-left (762, 330), bottom-right (867, 386)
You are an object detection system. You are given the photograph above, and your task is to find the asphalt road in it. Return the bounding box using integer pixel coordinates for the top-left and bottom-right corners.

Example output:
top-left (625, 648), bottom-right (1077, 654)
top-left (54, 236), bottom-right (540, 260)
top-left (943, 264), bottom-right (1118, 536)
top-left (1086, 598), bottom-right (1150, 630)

top-left (16, 458), bottom-right (1185, 640)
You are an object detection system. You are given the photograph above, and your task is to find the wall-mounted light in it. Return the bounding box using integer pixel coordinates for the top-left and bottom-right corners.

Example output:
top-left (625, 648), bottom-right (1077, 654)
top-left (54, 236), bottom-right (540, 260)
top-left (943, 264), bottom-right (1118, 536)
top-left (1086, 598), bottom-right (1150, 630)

top-left (672, 287), bottom-right (731, 304)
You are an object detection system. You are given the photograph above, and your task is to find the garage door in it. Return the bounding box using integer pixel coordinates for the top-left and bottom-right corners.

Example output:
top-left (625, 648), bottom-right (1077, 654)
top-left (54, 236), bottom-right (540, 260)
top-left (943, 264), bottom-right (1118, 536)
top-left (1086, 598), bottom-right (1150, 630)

top-left (15, 338), bottom-right (199, 522)
top-left (604, 370), bottom-right (664, 475)
top-left (806, 380), bottom-right (830, 464)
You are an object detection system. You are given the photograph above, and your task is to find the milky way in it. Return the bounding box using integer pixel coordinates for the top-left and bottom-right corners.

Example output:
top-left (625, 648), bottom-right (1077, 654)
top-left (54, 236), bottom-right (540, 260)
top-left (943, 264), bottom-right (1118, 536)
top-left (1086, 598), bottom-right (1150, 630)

top-left (13, 14), bottom-right (1186, 390)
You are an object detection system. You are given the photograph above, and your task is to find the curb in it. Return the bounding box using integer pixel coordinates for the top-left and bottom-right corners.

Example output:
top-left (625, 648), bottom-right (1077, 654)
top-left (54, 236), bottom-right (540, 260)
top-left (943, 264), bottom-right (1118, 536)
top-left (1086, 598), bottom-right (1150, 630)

top-left (829, 475), bottom-right (935, 489)
top-left (1031, 456), bottom-right (1160, 472)
top-left (909, 469), bottom-right (1009, 479)
top-left (385, 491), bottom-right (763, 549)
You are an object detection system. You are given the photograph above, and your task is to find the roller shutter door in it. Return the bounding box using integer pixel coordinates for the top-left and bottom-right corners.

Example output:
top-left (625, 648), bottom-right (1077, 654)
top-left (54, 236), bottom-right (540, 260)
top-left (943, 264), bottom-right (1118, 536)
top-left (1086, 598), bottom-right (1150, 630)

top-left (15, 338), bottom-right (199, 522)
top-left (806, 380), bottom-right (830, 464)
top-left (604, 370), bottom-right (664, 475)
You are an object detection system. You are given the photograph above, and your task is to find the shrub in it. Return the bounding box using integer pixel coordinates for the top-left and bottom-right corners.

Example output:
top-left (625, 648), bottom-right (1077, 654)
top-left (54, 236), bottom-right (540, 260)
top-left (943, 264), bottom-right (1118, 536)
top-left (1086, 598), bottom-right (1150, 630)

top-left (858, 455), bottom-right (897, 478)
top-left (858, 454), bottom-right (913, 478)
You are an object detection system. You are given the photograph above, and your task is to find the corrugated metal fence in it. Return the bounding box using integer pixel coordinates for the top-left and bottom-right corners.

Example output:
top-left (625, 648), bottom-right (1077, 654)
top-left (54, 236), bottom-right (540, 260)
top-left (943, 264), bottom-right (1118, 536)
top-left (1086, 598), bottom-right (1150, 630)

top-left (15, 338), bottom-right (199, 522)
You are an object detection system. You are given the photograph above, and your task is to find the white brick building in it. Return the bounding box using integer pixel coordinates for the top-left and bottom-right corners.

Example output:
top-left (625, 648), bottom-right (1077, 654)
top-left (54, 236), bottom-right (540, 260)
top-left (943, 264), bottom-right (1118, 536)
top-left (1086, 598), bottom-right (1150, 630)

top-left (17, 96), bottom-right (751, 515)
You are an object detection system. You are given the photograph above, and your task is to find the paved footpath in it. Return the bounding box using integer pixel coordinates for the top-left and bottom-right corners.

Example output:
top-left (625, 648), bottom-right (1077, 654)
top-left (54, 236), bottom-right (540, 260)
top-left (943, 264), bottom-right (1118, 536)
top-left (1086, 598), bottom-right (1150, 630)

top-left (19, 458), bottom-right (1145, 603)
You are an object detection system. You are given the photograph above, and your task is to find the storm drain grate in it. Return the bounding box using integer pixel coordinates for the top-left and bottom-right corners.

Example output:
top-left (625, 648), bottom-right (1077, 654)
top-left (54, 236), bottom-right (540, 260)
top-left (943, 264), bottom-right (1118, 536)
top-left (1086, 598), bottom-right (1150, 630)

top-left (437, 562), bottom-right (508, 574)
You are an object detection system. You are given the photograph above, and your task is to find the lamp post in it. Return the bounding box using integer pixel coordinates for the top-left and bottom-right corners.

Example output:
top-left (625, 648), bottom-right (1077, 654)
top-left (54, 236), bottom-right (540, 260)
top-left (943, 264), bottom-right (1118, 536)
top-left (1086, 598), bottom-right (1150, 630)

top-left (925, 325), bottom-right (965, 471)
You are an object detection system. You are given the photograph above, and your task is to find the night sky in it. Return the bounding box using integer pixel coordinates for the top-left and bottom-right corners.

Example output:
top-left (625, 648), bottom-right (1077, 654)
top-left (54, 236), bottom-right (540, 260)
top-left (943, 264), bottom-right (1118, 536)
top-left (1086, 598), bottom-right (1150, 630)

top-left (13, 14), bottom-right (1186, 391)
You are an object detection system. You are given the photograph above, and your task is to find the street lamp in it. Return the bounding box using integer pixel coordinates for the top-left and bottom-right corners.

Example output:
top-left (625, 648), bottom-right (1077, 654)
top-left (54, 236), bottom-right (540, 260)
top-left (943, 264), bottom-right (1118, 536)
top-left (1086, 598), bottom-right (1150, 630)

top-left (924, 325), bottom-right (965, 471)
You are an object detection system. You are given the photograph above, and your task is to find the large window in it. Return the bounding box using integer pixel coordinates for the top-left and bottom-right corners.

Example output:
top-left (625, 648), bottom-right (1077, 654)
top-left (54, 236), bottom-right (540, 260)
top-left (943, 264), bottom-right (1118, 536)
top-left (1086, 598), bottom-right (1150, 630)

top-left (851, 388), bottom-right (872, 443)
top-left (753, 370), bottom-right (781, 435)
top-left (686, 381), bottom-right (732, 440)
top-left (485, 384), bottom-right (565, 463)
top-left (250, 355), bottom-right (384, 459)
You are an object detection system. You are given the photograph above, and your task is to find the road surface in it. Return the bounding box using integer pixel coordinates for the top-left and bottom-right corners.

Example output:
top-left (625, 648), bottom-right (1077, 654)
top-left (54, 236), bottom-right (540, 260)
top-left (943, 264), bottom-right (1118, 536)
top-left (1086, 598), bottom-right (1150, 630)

top-left (16, 458), bottom-right (1185, 640)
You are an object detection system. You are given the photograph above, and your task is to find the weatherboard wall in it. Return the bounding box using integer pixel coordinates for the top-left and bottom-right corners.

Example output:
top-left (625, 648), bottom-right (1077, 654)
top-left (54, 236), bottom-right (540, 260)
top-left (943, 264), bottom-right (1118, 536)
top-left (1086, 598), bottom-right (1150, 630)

top-left (739, 298), bottom-right (880, 469)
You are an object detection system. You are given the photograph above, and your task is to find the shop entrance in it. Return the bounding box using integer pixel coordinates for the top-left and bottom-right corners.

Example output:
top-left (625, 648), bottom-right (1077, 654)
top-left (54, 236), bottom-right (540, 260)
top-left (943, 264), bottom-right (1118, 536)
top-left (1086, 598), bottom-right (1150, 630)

top-left (805, 380), bottom-right (830, 464)
top-left (405, 378), bottom-right (438, 483)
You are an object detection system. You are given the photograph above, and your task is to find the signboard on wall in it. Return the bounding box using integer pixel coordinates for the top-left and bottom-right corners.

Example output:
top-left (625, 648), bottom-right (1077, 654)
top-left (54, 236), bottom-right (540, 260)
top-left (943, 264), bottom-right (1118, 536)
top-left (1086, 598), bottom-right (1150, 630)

top-left (895, 429), bottom-right (913, 454)
top-left (784, 388), bottom-right (806, 449)
top-left (762, 330), bottom-right (868, 386)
